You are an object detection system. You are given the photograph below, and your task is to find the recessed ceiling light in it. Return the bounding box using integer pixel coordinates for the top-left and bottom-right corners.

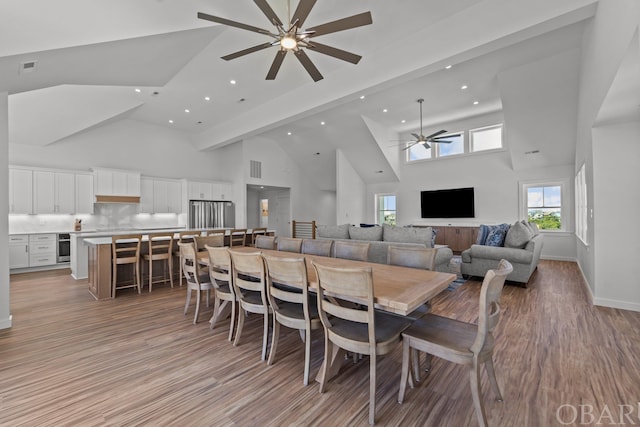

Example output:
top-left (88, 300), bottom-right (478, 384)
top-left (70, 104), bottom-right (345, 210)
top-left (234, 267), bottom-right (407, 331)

top-left (287, 132), bottom-right (292, 136)
top-left (134, 88), bottom-right (141, 93)
top-left (473, 101), bottom-right (479, 105)
top-left (461, 85), bottom-right (468, 90)
top-left (375, 170), bottom-right (384, 174)
top-left (383, 109), bottom-right (388, 113)
top-left (184, 109), bottom-right (190, 113)
top-left (445, 65), bottom-right (452, 69)
top-left (320, 121), bottom-right (325, 125)
top-left (204, 96), bottom-right (210, 101)
top-left (314, 152), bottom-right (320, 155)
top-left (230, 80), bottom-right (237, 85)
top-left (401, 119), bottom-right (406, 123)
top-left (360, 95), bottom-right (365, 100)
top-left (168, 120), bottom-right (174, 124)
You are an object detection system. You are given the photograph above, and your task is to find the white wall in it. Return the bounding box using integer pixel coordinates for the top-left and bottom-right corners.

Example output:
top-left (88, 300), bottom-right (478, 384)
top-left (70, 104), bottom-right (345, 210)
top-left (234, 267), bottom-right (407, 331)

top-left (336, 149), bottom-right (366, 225)
top-left (592, 121), bottom-right (640, 311)
top-left (0, 92), bottom-right (11, 329)
top-left (575, 0), bottom-right (640, 294)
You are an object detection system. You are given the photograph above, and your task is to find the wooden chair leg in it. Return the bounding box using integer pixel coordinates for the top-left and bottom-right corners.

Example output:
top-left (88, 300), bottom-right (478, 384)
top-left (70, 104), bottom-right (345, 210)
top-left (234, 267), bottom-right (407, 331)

top-left (319, 336), bottom-right (332, 394)
top-left (261, 311), bottom-right (269, 361)
top-left (112, 263), bottom-right (117, 299)
top-left (193, 287), bottom-right (201, 324)
top-left (148, 259), bottom-right (153, 292)
top-left (267, 316), bottom-right (280, 365)
top-left (484, 356), bottom-right (503, 401)
top-left (228, 301), bottom-right (236, 342)
top-left (233, 308), bottom-right (245, 347)
top-left (369, 352), bottom-right (376, 425)
top-left (168, 258), bottom-right (173, 288)
top-left (411, 348), bottom-right (421, 382)
top-left (398, 337), bottom-right (411, 404)
top-left (303, 328), bottom-right (311, 386)
top-left (136, 263), bottom-right (141, 294)
top-left (469, 359), bottom-right (489, 427)
top-left (209, 298), bottom-right (221, 330)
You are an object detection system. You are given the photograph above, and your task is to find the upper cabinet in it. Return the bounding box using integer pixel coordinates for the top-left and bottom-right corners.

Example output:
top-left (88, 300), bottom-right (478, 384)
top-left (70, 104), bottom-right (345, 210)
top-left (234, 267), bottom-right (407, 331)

top-left (9, 168), bottom-right (33, 214)
top-left (186, 180), bottom-right (233, 201)
top-left (139, 177), bottom-right (154, 214)
top-left (93, 168), bottom-right (140, 197)
top-left (140, 177), bottom-right (182, 214)
top-left (75, 174), bottom-right (94, 214)
top-left (33, 171), bottom-right (75, 214)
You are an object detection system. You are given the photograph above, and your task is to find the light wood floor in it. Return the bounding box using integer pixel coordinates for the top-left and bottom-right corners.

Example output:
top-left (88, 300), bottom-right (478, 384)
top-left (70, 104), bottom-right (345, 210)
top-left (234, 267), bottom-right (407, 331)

top-left (2, 260), bottom-right (640, 426)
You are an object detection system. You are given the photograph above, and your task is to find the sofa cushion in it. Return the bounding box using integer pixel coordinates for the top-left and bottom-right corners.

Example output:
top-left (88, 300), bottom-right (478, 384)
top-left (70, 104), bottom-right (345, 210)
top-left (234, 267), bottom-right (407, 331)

top-left (349, 225), bottom-right (383, 241)
top-left (382, 224), bottom-right (433, 248)
top-left (317, 224), bottom-right (350, 239)
top-left (505, 221), bottom-right (533, 249)
top-left (484, 223), bottom-right (510, 247)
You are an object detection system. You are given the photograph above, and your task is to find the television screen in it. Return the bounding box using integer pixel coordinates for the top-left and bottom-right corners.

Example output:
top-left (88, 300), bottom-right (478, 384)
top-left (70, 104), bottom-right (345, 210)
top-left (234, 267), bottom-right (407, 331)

top-left (420, 187), bottom-right (475, 218)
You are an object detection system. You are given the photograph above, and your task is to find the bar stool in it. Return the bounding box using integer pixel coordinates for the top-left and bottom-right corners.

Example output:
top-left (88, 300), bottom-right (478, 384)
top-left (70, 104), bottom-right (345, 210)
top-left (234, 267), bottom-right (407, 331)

top-left (173, 230), bottom-right (201, 286)
top-left (142, 232), bottom-right (174, 292)
top-left (250, 227), bottom-right (267, 246)
top-left (111, 234), bottom-right (142, 298)
top-left (229, 229), bottom-right (247, 247)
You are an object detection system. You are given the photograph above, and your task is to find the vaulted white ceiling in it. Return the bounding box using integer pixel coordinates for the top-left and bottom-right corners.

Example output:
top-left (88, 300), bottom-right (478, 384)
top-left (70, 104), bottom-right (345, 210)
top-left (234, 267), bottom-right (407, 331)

top-left (1, 0), bottom-right (602, 189)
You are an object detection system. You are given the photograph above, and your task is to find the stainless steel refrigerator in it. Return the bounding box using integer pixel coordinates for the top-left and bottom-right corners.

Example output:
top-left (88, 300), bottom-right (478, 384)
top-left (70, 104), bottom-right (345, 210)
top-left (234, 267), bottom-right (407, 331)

top-left (188, 200), bottom-right (235, 229)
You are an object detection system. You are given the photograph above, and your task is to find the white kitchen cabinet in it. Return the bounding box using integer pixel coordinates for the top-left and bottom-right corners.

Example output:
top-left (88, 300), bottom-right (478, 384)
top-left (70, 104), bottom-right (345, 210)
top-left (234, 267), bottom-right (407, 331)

top-left (139, 177), bottom-right (154, 213)
top-left (93, 168), bottom-right (140, 197)
top-left (75, 173), bottom-right (94, 214)
top-left (33, 171), bottom-right (75, 214)
top-left (9, 168), bottom-right (33, 214)
top-left (187, 181), bottom-right (212, 200)
top-left (28, 234), bottom-right (57, 267)
top-left (8, 235), bottom-right (29, 269)
top-left (211, 182), bottom-right (233, 200)
top-left (153, 179), bottom-right (182, 213)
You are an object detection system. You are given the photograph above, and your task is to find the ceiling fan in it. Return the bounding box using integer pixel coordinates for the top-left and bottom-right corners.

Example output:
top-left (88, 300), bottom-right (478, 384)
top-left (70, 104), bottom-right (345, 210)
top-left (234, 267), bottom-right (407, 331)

top-left (197, 0), bottom-right (372, 82)
top-left (401, 99), bottom-right (453, 151)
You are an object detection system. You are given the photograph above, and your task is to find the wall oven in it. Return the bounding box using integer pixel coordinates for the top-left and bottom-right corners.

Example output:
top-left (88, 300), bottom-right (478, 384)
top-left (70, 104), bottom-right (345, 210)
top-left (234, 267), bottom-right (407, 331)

top-left (57, 233), bottom-right (71, 263)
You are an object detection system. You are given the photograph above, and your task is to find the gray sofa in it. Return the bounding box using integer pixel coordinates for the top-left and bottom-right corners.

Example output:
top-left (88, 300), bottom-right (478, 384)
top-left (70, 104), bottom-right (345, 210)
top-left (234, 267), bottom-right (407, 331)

top-left (460, 221), bottom-right (544, 284)
top-left (316, 224), bottom-right (454, 273)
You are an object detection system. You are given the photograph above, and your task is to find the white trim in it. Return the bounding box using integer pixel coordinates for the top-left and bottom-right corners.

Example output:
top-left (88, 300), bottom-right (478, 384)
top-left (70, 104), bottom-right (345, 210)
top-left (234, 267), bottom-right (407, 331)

top-left (576, 258), bottom-right (594, 305)
top-left (593, 297), bottom-right (640, 313)
top-left (519, 178), bottom-right (571, 232)
top-left (0, 315), bottom-right (13, 330)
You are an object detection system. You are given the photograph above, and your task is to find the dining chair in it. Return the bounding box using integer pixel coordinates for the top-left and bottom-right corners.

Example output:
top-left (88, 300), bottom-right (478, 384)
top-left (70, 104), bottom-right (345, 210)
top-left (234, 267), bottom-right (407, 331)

top-left (255, 235), bottom-right (276, 250)
top-left (178, 241), bottom-right (215, 324)
top-left (229, 229), bottom-right (248, 247)
top-left (205, 245), bottom-right (237, 342)
top-left (142, 232), bottom-right (174, 292)
top-left (174, 230), bottom-right (202, 286)
top-left (111, 234), bottom-right (143, 298)
top-left (263, 254), bottom-right (322, 385)
top-left (312, 261), bottom-right (413, 425)
top-left (228, 249), bottom-right (271, 360)
top-left (203, 228), bottom-right (226, 237)
top-left (301, 238), bottom-right (333, 257)
top-left (398, 259), bottom-right (513, 427)
top-left (277, 237), bottom-right (303, 253)
top-left (387, 245), bottom-right (437, 271)
top-left (251, 227), bottom-right (268, 246)
top-left (194, 234), bottom-right (224, 251)
top-left (334, 240), bottom-right (370, 262)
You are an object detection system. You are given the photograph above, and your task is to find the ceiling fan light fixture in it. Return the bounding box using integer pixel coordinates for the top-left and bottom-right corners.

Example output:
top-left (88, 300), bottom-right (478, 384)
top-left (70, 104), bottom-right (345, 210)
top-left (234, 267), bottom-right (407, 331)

top-left (280, 36), bottom-right (297, 50)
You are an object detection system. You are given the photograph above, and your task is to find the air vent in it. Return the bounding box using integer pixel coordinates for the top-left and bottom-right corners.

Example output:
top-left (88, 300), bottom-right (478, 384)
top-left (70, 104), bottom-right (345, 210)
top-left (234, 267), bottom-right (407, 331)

top-left (19, 60), bottom-right (38, 74)
top-left (250, 160), bottom-right (262, 179)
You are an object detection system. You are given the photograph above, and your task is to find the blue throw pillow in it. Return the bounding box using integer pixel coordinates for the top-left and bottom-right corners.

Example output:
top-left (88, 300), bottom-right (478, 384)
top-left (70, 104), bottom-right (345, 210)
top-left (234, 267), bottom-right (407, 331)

top-left (476, 225), bottom-right (490, 245)
top-left (484, 223), bottom-right (510, 247)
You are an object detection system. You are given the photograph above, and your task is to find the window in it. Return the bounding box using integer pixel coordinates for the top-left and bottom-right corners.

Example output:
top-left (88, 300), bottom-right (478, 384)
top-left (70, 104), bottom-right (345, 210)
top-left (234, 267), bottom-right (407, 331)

top-left (407, 143), bottom-right (432, 161)
top-left (470, 124), bottom-right (503, 152)
top-left (436, 132), bottom-right (464, 157)
top-left (575, 164), bottom-right (588, 244)
top-left (376, 194), bottom-right (396, 225)
top-left (524, 184), bottom-right (563, 230)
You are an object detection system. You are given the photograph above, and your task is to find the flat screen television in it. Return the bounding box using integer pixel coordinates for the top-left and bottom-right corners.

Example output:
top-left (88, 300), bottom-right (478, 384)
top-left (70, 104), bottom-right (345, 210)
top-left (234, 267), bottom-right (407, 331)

top-left (420, 187), bottom-right (475, 218)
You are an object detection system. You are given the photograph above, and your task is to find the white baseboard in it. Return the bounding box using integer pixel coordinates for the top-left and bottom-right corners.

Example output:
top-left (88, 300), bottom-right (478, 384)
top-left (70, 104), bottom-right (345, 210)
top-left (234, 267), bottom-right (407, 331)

top-left (540, 255), bottom-right (576, 262)
top-left (0, 314), bottom-right (13, 330)
top-left (593, 297), bottom-right (640, 312)
top-left (575, 259), bottom-right (594, 304)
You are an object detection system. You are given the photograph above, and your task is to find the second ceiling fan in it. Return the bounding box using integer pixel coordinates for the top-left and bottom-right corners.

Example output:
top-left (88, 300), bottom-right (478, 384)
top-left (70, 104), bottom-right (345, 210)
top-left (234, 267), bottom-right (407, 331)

top-left (402, 99), bottom-right (453, 151)
top-left (198, 0), bottom-right (373, 82)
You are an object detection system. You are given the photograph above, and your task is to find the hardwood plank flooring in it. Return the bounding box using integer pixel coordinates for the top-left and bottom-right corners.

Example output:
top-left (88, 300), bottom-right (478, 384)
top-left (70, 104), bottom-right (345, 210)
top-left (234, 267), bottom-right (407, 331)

top-left (2, 260), bottom-right (640, 426)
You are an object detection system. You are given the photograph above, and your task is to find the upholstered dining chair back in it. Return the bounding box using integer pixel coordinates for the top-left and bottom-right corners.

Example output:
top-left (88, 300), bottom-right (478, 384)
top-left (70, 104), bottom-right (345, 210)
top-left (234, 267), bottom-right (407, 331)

top-left (205, 245), bottom-right (236, 341)
top-left (277, 237), bottom-right (303, 253)
top-left (301, 238), bottom-right (333, 257)
top-left (251, 227), bottom-right (268, 245)
top-left (388, 245), bottom-right (437, 271)
top-left (334, 240), bottom-right (370, 262)
top-left (255, 235), bottom-right (277, 250)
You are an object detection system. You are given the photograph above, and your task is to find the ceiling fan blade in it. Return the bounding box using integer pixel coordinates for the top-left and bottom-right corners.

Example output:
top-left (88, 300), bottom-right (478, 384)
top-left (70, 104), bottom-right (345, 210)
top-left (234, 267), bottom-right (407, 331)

top-left (253, 0), bottom-right (283, 26)
top-left (197, 12), bottom-right (272, 35)
top-left (291, 0), bottom-right (317, 27)
top-left (266, 50), bottom-right (287, 80)
top-left (425, 129), bottom-right (447, 139)
top-left (305, 11), bottom-right (372, 37)
top-left (221, 42), bottom-right (274, 61)
top-left (431, 139), bottom-right (453, 144)
top-left (306, 41), bottom-right (362, 64)
top-left (401, 141), bottom-right (419, 151)
top-left (294, 50), bottom-right (323, 82)
top-left (410, 133), bottom-right (421, 140)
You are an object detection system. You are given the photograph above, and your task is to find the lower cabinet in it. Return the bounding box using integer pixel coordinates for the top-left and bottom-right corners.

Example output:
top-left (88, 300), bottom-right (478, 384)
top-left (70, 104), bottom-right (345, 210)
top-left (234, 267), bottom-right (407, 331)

top-left (417, 225), bottom-right (478, 253)
top-left (8, 236), bottom-right (29, 269)
top-left (8, 234), bottom-right (58, 269)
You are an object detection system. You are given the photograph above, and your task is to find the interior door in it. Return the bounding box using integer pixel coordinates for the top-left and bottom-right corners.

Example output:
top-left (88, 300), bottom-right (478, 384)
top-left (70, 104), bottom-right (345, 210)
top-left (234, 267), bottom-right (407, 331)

top-left (273, 191), bottom-right (291, 238)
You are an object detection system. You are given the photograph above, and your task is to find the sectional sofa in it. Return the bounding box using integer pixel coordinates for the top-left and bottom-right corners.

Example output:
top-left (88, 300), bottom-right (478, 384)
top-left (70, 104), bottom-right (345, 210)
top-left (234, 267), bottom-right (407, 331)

top-left (316, 224), bottom-right (454, 273)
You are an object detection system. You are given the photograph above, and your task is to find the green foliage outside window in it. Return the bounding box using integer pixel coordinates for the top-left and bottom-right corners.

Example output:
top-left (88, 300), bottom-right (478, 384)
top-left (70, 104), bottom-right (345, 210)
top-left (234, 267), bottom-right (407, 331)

top-left (384, 213), bottom-right (396, 226)
top-left (528, 212), bottom-right (561, 230)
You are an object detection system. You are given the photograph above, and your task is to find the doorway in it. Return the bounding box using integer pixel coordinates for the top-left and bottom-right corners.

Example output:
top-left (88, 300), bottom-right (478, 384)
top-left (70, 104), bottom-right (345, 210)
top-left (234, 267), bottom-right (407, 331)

top-left (246, 185), bottom-right (291, 237)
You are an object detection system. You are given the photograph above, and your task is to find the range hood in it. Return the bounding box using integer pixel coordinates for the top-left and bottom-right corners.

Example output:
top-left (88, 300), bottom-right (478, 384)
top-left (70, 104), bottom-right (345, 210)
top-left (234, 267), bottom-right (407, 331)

top-left (95, 195), bottom-right (140, 204)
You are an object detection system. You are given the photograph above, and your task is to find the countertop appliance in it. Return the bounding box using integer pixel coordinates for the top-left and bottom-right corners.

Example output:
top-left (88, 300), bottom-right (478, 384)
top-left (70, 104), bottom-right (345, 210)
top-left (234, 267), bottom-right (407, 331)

top-left (188, 200), bottom-right (235, 229)
top-left (57, 233), bottom-right (71, 263)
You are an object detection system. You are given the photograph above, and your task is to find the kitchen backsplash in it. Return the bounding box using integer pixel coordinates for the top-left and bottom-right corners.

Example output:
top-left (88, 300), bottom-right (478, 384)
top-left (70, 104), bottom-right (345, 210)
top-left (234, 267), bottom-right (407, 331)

top-left (9, 204), bottom-right (186, 234)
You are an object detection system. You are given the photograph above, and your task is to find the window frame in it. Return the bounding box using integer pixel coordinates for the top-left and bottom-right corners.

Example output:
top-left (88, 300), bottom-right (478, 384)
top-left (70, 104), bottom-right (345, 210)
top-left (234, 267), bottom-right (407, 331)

top-left (519, 179), bottom-right (570, 232)
top-left (470, 124), bottom-right (503, 153)
top-left (575, 163), bottom-right (588, 245)
top-left (375, 193), bottom-right (397, 226)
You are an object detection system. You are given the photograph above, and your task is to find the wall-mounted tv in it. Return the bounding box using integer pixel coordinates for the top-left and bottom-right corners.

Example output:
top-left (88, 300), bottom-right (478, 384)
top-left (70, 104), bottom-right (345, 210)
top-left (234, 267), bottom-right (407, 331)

top-left (420, 187), bottom-right (475, 218)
